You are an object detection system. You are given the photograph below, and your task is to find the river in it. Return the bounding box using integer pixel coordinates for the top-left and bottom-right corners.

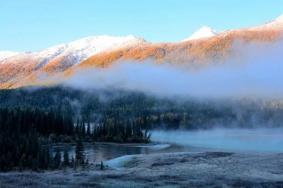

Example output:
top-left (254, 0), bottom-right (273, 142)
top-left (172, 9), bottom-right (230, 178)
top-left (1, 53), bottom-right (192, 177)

top-left (52, 128), bottom-right (283, 164)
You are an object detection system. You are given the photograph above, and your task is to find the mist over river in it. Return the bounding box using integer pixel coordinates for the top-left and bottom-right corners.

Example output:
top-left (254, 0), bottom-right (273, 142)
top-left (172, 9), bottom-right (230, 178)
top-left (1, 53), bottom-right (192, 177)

top-left (50, 128), bottom-right (283, 167)
top-left (151, 128), bottom-right (283, 153)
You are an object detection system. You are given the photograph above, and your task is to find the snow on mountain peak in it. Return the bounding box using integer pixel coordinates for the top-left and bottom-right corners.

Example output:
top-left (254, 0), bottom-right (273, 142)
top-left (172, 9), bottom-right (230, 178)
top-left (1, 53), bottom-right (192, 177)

top-left (274, 14), bottom-right (283, 23)
top-left (66, 35), bottom-right (145, 50)
top-left (0, 51), bottom-right (20, 62)
top-left (183, 26), bottom-right (217, 41)
top-left (34, 35), bottom-right (146, 65)
top-left (250, 14), bottom-right (283, 31)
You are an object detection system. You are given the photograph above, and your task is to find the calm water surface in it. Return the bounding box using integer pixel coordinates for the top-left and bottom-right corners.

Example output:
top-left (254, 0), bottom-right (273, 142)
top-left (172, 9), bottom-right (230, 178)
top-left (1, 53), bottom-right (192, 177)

top-left (151, 128), bottom-right (283, 153)
top-left (52, 128), bottom-right (283, 163)
top-left (52, 142), bottom-right (189, 164)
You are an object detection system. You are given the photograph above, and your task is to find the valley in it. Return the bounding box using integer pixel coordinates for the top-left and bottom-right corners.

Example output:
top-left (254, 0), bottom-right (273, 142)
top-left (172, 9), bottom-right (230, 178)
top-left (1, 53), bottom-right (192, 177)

top-left (1, 6), bottom-right (283, 187)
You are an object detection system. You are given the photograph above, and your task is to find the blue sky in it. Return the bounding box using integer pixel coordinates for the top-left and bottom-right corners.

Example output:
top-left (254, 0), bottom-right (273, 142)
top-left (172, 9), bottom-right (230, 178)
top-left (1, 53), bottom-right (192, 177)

top-left (1, 0), bottom-right (283, 51)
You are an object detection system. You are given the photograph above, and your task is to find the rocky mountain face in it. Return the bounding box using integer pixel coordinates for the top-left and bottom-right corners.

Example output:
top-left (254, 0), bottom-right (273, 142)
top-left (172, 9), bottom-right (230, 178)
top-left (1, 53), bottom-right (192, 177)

top-left (0, 15), bottom-right (283, 89)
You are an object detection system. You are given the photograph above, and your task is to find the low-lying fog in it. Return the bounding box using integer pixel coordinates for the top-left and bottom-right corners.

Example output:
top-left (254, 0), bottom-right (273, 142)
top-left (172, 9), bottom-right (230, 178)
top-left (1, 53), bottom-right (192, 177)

top-left (151, 128), bottom-right (283, 153)
top-left (64, 40), bottom-right (283, 99)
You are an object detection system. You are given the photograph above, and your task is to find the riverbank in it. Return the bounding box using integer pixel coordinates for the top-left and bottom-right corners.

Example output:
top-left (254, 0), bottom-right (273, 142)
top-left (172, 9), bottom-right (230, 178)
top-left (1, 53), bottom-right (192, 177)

top-left (1, 151), bottom-right (283, 187)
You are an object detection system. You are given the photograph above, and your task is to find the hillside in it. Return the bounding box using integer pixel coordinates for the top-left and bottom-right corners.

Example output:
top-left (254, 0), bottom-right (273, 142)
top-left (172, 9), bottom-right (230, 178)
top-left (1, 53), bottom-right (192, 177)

top-left (0, 15), bottom-right (283, 89)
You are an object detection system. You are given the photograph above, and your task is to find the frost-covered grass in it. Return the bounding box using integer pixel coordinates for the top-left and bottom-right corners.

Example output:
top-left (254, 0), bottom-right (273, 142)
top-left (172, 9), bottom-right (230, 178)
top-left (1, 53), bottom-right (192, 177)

top-left (1, 151), bottom-right (283, 187)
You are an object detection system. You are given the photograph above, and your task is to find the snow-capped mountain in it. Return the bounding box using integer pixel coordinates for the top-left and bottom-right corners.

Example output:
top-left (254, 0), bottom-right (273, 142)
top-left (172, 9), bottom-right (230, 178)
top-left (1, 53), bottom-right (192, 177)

top-left (1, 14), bottom-right (283, 89)
top-left (183, 26), bottom-right (217, 41)
top-left (33, 35), bottom-right (146, 65)
top-left (0, 35), bottom-right (146, 65)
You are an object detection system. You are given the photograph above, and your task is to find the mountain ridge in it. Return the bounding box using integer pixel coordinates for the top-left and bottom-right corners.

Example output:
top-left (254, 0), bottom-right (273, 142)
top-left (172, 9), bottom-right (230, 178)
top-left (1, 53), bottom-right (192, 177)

top-left (0, 15), bottom-right (283, 89)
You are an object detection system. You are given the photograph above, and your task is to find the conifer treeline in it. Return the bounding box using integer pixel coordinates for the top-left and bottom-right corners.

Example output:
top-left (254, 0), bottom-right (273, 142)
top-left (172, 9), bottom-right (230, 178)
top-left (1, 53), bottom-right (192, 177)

top-left (0, 107), bottom-right (73, 171)
top-left (92, 117), bottom-right (151, 143)
top-left (0, 108), bottom-right (74, 136)
top-left (0, 107), bottom-right (150, 171)
top-left (2, 87), bottom-right (282, 130)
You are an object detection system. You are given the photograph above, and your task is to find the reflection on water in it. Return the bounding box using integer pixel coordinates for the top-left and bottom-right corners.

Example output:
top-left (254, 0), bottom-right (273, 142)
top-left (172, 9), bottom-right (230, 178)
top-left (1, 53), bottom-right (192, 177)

top-left (151, 128), bottom-right (283, 153)
top-left (52, 143), bottom-right (186, 164)
top-left (52, 128), bottom-right (283, 164)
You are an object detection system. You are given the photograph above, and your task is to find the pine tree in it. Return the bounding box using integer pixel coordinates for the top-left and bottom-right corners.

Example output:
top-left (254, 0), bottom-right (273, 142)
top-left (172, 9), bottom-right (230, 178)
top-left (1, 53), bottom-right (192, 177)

top-left (63, 147), bottom-right (70, 167)
top-left (75, 138), bottom-right (85, 166)
top-left (87, 122), bottom-right (91, 136)
top-left (53, 149), bottom-right (62, 169)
